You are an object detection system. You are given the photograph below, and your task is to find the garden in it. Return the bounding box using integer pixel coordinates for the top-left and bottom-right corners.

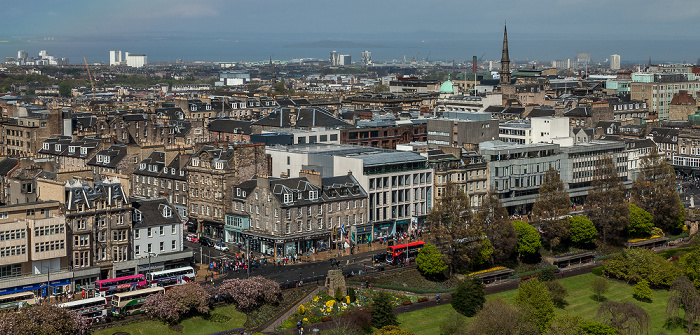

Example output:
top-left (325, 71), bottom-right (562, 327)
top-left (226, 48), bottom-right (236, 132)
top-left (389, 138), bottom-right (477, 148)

top-left (278, 288), bottom-right (424, 330)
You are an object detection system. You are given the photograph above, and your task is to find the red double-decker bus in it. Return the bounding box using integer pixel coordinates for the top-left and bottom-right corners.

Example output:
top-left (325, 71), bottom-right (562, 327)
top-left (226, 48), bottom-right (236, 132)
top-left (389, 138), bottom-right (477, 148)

top-left (94, 274), bottom-right (147, 297)
top-left (386, 241), bottom-right (425, 264)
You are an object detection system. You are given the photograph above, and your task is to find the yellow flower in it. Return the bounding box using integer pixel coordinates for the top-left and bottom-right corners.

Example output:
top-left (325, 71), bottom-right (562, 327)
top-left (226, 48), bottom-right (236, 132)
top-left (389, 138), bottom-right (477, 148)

top-left (313, 297), bottom-right (319, 302)
top-left (327, 308), bottom-right (332, 313)
top-left (326, 300), bottom-right (335, 308)
top-left (346, 296), bottom-right (351, 303)
top-left (303, 318), bottom-right (308, 322)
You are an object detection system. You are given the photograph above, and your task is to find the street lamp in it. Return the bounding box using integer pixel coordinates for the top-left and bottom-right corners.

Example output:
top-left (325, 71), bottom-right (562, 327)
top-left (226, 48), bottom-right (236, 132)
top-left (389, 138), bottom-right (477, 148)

top-left (41, 266), bottom-right (51, 300)
top-left (146, 252), bottom-right (157, 283)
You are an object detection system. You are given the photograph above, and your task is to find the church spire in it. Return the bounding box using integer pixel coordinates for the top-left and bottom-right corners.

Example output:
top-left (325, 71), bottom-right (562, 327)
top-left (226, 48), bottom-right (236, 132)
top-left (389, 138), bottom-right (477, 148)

top-left (500, 21), bottom-right (511, 86)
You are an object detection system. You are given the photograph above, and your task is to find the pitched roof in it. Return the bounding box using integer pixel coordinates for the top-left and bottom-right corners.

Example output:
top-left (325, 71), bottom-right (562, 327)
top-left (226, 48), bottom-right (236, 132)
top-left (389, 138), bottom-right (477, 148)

top-left (252, 107), bottom-right (349, 128)
top-left (208, 119), bottom-right (252, 134)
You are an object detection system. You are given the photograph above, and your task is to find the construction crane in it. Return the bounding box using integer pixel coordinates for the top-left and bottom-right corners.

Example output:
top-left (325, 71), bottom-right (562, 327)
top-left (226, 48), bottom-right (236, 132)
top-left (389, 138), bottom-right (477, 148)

top-left (83, 56), bottom-right (96, 98)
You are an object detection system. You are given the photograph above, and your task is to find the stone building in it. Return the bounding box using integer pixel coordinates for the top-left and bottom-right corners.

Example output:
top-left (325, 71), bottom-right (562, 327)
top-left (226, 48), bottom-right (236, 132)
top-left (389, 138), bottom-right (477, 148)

top-left (233, 171), bottom-right (367, 257)
top-left (186, 142), bottom-right (268, 238)
top-left (668, 90), bottom-right (697, 121)
top-left (132, 151), bottom-right (190, 220)
top-left (65, 177), bottom-right (132, 279)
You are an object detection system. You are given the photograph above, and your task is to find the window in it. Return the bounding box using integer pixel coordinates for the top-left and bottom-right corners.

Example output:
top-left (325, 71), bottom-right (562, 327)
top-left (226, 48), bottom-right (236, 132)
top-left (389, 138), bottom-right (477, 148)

top-left (135, 230), bottom-right (140, 239)
top-left (148, 228), bottom-right (152, 237)
top-left (135, 245), bottom-right (140, 255)
top-left (160, 242), bottom-right (164, 252)
top-left (172, 240), bottom-right (176, 250)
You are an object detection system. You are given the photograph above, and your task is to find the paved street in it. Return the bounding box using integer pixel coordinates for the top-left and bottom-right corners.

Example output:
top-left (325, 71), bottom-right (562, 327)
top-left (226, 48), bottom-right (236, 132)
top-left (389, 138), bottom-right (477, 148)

top-left (184, 239), bottom-right (394, 286)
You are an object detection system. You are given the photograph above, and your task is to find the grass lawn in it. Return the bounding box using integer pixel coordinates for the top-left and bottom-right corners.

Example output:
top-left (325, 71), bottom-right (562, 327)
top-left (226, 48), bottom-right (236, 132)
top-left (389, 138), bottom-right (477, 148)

top-left (93, 304), bottom-right (246, 335)
top-left (398, 273), bottom-right (687, 335)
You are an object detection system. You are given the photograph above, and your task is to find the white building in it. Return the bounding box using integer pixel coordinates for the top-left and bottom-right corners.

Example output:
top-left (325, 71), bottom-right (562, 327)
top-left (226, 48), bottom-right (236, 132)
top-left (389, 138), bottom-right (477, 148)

top-left (339, 54), bottom-right (351, 66)
top-left (610, 54), bottom-right (621, 70)
top-left (499, 116), bottom-right (571, 145)
top-left (131, 198), bottom-right (184, 265)
top-left (109, 50), bottom-right (123, 66)
top-left (267, 144), bottom-right (433, 238)
top-left (125, 52), bottom-right (147, 68)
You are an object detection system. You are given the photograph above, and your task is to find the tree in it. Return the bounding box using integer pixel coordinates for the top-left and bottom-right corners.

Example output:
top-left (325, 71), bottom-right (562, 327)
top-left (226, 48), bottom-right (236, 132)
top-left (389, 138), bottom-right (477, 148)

top-left (451, 278), bottom-right (485, 317)
top-left (0, 303), bottom-right (90, 335)
top-left (590, 277), bottom-right (610, 303)
top-left (568, 216), bottom-right (598, 246)
top-left (680, 249), bottom-right (700, 289)
top-left (415, 242), bottom-right (447, 277)
top-left (667, 275), bottom-right (700, 333)
top-left (630, 149), bottom-right (684, 234)
top-left (513, 220), bottom-right (541, 261)
top-left (439, 310), bottom-right (467, 335)
top-left (515, 279), bottom-right (555, 333)
top-left (427, 181), bottom-right (482, 274)
top-left (596, 301), bottom-right (650, 335)
top-left (217, 276), bottom-right (281, 311)
top-left (584, 155), bottom-right (629, 245)
top-left (632, 280), bottom-right (653, 302)
top-left (602, 248), bottom-right (677, 286)
top-left (626, 204), bottom-right (654, 237)
top-left (578, 322), bottom-right (620, 335)
top-left (144, 282), bottom-right (211, 323)
top-left (467, 297), bottom-right (537, 335)
top-left (58, 81), bottom-right (72, 97)
top-left (371, 292), bottom-right (398, 329)
top-left (532, 167), bottom-right (570, 251)
top-left (546, 314), bottom-right (585, 335)
top-left (474, 192), bottom-right (517, 264)
top-left (545, 280), bottom-right (568, 308)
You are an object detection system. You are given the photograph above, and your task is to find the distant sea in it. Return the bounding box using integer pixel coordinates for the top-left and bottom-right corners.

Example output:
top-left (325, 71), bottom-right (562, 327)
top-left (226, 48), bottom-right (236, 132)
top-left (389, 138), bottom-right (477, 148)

top-left (0, 32), bottom-right (697, 65)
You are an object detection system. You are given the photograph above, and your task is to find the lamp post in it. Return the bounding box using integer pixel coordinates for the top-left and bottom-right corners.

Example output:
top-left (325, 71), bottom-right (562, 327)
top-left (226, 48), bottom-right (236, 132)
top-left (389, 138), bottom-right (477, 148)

top-left (146, 252), bottom-right (156, 284)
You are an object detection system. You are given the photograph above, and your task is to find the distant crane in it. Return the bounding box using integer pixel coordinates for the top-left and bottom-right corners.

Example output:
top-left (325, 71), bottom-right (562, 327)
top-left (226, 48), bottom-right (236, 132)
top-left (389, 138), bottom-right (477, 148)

top-left (83, 56), bottom-right (96, 98)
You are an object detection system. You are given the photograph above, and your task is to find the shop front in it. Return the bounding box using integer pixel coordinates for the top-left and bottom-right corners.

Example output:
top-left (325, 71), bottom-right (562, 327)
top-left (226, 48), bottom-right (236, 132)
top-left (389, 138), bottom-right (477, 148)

top-left (353, 225), bottom-right (373, 244)
top-left (0, 278), bottom-right (71, 298)
top-left (224, 214), bottom-right (249, 244)
top-left (202, 220), bottom-right (224, 242)
top-left (373, 221), bottom-right (394, 240)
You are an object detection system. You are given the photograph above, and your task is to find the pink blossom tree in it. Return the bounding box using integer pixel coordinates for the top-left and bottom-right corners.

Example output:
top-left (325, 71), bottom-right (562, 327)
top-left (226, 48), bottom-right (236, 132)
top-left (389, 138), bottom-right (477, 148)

top-left (0, 303), bottom-right (90, 335)
top-left (143, 282), bottom-right (211, 324)
top-left (217, 276), bottom-right (281, 311)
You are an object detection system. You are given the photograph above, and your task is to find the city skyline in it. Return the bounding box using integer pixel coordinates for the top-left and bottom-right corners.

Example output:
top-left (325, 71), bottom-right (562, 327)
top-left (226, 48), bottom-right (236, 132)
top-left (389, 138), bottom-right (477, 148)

top-left (2, 1), bottom-right (700, 64)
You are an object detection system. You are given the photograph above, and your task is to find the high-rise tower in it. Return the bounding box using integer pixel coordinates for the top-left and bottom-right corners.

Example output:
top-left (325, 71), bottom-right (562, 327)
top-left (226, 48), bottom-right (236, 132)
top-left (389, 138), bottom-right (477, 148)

top-left (499, 23), bottom-right (511, 86)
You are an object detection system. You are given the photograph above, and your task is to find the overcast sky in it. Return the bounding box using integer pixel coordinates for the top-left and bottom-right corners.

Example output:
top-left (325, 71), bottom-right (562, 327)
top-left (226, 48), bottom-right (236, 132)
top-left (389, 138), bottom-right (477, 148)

top-left (4, 0), bottom-right (700, 39)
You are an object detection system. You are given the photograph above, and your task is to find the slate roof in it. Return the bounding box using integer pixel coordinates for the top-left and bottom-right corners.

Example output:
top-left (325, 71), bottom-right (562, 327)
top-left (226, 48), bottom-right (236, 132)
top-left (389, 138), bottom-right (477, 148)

top-left (648, 127), bottom-right (679, 144)
top-left (252, 107), bottom-right (349, 128)
top-left (564, 107), bottom-right (591, 117)
top-left (87, 144), bottom-right (128, 168)
top-left (208, 119), bottom-right (253, 134)
top-left (131, 197), bottom-right (181, 228)
top-left (0, 157), bottom-right (19, 176)
top-left (64, 177), bottom-right (128, 211)
top-left (527, 107), bottom-right (555, 118)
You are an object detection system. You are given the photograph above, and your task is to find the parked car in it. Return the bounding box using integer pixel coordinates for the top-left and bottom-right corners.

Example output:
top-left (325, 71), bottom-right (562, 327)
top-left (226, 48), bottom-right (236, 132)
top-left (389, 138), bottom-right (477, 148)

top-left (186, 234), bottom-right (199, 242)
top-left (199, 237), bottom-right (214, 247)
top-left (214, 243), bottom-right (229, 252)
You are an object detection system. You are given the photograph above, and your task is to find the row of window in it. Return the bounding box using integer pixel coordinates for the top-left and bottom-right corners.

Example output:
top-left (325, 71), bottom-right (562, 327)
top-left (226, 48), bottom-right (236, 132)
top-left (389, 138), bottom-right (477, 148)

top-left (34, 225), bottom-right (64, 237)
top-left (368, 173), bottom-right (431, 190)
top-left (134, 225), bottom-right (178, 239)
top-left (34, 240), bottom-right (65, 253)
top-left (0, 229), bottom-right (26, 241)
top-left (135, 176), bottom-right (185, 191)
top-left (0, 245), bottom-right (26, 258)
top-left (134, 240), bottom-right (178, 255)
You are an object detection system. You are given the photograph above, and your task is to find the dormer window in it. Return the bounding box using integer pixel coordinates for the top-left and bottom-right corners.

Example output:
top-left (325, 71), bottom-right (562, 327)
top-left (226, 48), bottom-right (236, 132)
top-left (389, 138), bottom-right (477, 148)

top-left (309, 190), bottom-right (318, 200)
top-left (133, 209), bottom-right (142, 222)
top-left (97, 155), bottom-right (103, 163)
top-left (298, 192), bottom-right (302, 200)
top-left (140, 163), bottom-right (146, 170)
top-left (162, 205), bottom-right (172, 218)
top-left (42, 143), bottom-right (49, 150)
top-left (68, 146), bottom-right (76, 153)
top-left (215, 161), bottom-right (224, 170)
top-left (171, 168), bottom-right (175, 175)
top-left (283, 193), bottom-right (293, 204)
top-left (104, 156), bottom-right (110, 164)
top-left (55, 144), bottom-right (61, 152)
top-left (191, 158), bottom-right (199, 167)
top-left (80, 147), bottom-right (87, 155)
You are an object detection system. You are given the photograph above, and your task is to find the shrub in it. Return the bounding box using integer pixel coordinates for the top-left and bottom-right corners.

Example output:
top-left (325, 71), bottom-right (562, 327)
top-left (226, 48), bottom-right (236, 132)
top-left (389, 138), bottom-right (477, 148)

top-left (591, 266), bottom-right (604, 276)
top-left (348, 287), bottom-right (356, 303)
top-left (603, 248), bottom-right (677, 286)
top-left (632, 280), bottom-right (653, 302)
top-left (298, 305), bottom-right (305, 315)
top-left (538, 268), bottom-right (556, 282)
top-left (371, 292), bottom-right (398, 329)
top-left (544, 280), bottom-right (568, 308)
top-left (451, 278), bottom-right (485, 317)
top-left (335, 287), bottom-right (343, 302)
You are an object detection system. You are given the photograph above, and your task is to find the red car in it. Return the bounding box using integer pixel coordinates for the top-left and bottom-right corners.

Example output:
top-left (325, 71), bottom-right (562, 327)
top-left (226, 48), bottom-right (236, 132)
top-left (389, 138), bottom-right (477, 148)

top-left (186, 233), bottom-right (199, 242)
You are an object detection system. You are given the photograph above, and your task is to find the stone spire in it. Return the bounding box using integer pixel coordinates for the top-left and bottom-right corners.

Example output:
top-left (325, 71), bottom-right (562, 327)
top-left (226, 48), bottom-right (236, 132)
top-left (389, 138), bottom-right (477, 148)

top-left (499, 22), bottom-right (511, 86)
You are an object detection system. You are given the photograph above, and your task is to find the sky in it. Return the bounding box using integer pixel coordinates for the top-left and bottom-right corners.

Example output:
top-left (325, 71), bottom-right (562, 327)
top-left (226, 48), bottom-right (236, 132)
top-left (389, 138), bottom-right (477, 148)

top-left (2, 0), bottom-right (700, 63)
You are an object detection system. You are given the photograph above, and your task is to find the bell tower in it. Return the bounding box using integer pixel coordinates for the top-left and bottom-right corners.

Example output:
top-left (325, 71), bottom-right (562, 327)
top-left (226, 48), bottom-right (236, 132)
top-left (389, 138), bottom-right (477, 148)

top-left (499, 22), bottom-right (511, 86)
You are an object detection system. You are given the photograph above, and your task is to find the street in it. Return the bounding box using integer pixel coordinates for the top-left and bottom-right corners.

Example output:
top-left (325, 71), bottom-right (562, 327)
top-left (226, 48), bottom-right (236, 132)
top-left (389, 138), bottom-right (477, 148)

top-left (184, 240), bottom-right (388, 286)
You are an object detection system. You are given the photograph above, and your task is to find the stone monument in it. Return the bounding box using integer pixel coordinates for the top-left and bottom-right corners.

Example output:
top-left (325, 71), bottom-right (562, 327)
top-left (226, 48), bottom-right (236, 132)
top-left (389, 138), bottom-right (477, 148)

top-left (325, 269), bottom-right (347, 297)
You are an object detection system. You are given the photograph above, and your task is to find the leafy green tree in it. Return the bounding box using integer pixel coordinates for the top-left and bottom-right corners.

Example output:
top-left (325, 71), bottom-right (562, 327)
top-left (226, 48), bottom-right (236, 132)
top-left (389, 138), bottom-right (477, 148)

top-left (602, 248), bottom-right (677, 286)
top-left (632, 280), bottom-right (653, 302)
top-left (451, 278), bottom-right (485, 317)
top-left (474, 192), bottom-right (517, 265)
top-left (473, 238), bottom-right (493, 267)
top-left (532, 167), bottom-right (570, 251)
top-left (680, 249), bottom-right (700, 289)
top-left (591, 277), bottom-right (610, 303)
top-left (579, 322), bottom-right (619, 335)
top-left (58, 81), bottom-right (72, 97)
top-left (371, 292), bottom-right (398, 329)
top-left (427, 181), bottom-right (483, 274)
top-left (626, 204), bottom-right (653, 237)
top-left (513, 220), bottom-right (541, 261)
top-left (515, 279), bottom-right (555, 332)
top-left (631, 149), bottom-right (684, 234)
top-left (466, 297), bottom-right (538, 335)
top-left (545, 280), bottom-right (568, 308)
top-left (585, 155), bottom-right (629, 244)
top-left (568, 216), bottom-right (598, 245)
top-left (546, 314), bottom-right (584, 335)
top-left (415, 242), bottom-right (447, 277)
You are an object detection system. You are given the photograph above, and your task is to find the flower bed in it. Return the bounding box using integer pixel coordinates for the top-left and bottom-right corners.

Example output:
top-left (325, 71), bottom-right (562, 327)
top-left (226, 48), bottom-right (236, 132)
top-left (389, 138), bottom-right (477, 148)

top-left (362, 268), bottom-right (459, 292)
top-left (467, 266), bottom-right (506, 277)
top-left (278, 289), bottom-right (420, 330)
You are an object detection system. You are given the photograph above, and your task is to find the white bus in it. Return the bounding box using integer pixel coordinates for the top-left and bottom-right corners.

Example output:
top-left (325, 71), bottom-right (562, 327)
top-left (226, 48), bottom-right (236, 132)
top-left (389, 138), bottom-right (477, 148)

top-left (59, 297), bottom-right (108, 323)
top-left (0, 292), bottom-right (36, 310)
top-left (146, 266), bottom-right (195, 288)
top-left (110, 287), bottom-right (164, 317)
